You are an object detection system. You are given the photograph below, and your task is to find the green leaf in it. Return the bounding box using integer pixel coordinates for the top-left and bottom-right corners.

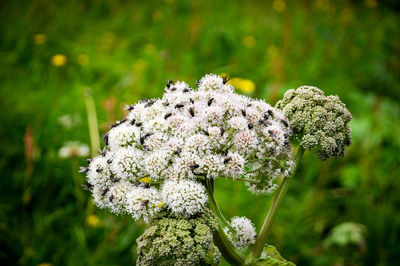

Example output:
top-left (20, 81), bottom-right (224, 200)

top-left (256, 244), bottom-right (295, 266)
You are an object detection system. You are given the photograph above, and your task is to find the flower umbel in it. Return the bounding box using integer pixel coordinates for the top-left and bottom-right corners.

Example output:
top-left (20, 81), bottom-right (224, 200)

top-left (276, 86), bottom-right (352, 160)
top-left (225, 216), bottom-right (257, 250)
top-left (136, 211), bottom-right (220, 266)
top-left (82, 73), bottom-right (293, 225)
top-left (80, 74), bottom-right (353, 265)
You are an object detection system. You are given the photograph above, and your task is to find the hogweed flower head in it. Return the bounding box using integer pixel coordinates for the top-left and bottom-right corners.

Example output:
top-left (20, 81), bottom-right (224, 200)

top-left (276, 86), bottom-right (352, 160)
top-left (224, 216), bottom-right (257, 250)
top-left (136, 210), bottom-right (220, 266)
top-left (81, 74), bottom-right (297, 264)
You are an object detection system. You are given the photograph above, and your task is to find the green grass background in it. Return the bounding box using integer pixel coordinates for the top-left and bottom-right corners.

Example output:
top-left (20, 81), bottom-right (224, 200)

top-left (1, 0), bottom-right (399, 265)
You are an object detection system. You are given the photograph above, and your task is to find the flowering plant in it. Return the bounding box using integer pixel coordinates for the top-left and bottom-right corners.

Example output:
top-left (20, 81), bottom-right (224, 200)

top-left (81, 74), bottom-right (352, 265)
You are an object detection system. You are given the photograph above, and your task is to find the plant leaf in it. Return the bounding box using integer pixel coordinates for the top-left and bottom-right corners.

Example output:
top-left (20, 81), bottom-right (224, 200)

top-left (256, 244), bottom-right (295, 265)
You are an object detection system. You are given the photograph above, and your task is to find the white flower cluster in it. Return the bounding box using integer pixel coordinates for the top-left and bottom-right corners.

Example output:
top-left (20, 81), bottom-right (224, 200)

top-left (82, 74), bottom-right (293, 222)
top-left (224, 216), bottom-right (257, 250)
top-left (162, 180), bottom-right (208, 216)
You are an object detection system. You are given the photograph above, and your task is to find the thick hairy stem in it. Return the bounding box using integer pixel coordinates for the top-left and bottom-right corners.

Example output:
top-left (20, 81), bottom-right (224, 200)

top-left (248, 147), bottom-right (305, 261)
top-left (205, 179), bottom-right (245, 265)
top-left (208, 179), bottom-right (249, 241)
top-left (213, 224), bottom-right (245, 265)
top-left (206, 180), bottom-right (233, 231)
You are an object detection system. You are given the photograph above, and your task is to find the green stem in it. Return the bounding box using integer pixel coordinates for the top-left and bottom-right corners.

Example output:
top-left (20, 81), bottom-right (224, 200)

top-left (83, 88), bottom-right (100, 216)
top-left (83, 88), bottom-right (100, 157)
top-left (248, 147), bottom-right (305, 261)
top-left (213, 224), bottom-right (245, 265)
top-left (205, 180), bottom-right (234, 232)
top-left (205, 179), bottom-right (245, 265)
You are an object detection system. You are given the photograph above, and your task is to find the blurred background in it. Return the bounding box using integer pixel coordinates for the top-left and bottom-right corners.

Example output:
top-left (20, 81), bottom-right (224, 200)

top-left (1, 0), bottom-right (399, 265)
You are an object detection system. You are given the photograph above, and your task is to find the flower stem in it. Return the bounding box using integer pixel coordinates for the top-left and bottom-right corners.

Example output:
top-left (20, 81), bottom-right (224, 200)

top-left (83, 88), bottom-right (100, 157)
top-left (83, 88), bottom-right (100, 216)
top-left (205, 180), bottom-right (234, 232)
top-left (213, 224), bottom-right (245, 265)
top-left (205, 179), bottom-right (245, 265)
top-left (248, 147), bottom-right (305, 260)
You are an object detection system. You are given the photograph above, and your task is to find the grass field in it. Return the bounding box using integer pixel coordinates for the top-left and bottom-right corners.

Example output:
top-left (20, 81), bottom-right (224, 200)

top-left (1, 0), bottom-right (400, 265)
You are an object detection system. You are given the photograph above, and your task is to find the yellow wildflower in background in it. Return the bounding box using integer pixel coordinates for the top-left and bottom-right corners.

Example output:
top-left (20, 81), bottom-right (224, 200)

top-left (86, 214), bottom-right (100, 227)
top-left (77, 54), bottom-right (89, 65)
top-left (152, 10), bottom-right (163, 21)
top-left (144, 43), bottom-right (157, 55)
top-left (365, 0), bottom-right (378, 9)
top-left (100, 31), bottom-right (115, 51)
top-left (51, 54), bottom-right (67, 67)
top-left (132, 58), bottom-right (147, 74)
top-left (242, 35), bottom-right (256, 48)
top-left (229, 78), bottom-right (256, 94)
top-left (273, 0), bottom-right (286, 12)
top-left (340, 8), bottom-right (354, 24)
top-left (37, 263), bottom-right (52, 266)
top-left (315, 0), bottom-right (332, 11)
top-left (33, 34), bottom-right (46, 45)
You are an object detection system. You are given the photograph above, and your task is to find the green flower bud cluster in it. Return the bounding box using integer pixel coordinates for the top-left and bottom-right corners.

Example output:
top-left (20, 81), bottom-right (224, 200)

top-left (276, 86), bottom-right (352, 160)
top-left (136, 210), bottom-right (220, 265)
